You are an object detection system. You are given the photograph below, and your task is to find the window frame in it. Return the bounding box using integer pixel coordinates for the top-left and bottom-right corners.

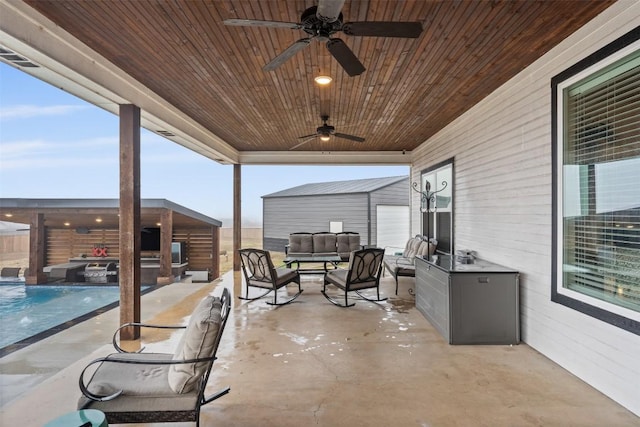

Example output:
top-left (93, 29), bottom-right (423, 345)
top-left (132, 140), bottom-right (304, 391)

top-left (419, 157), bottom-right (454, 255)
top-left (551, 26), bottom-right (640, 336)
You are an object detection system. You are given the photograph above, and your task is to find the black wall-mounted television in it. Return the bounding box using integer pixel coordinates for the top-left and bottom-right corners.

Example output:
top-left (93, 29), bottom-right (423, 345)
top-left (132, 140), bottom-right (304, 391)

top-left (140, 227), bottom-right (161, 251)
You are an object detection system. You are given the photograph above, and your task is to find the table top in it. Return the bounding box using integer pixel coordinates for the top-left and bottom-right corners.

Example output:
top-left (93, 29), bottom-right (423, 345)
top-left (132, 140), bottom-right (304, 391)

top-left (284, 255), bottom-right (341, 263)
top-left (44, 409), bottom-right (107, 427)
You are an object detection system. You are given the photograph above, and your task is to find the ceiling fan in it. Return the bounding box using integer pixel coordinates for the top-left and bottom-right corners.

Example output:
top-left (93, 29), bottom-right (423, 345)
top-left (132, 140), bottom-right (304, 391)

top-left (223, 0), bottom-right (423, 76)
top-left (291, 115), bottom-right (364, 150)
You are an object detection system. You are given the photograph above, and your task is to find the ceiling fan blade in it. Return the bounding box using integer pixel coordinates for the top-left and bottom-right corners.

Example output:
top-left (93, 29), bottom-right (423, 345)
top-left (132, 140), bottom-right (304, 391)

top-left (316, 0), bottom-right (346, 23)
top-left (334, 132), bottom-right (365, 142)
top-left (263, 38), bottom-right (312, 71)
top-left (290, 136), bottom-right (316, 150)
top-left (326, 38), bottom-right (365, 76)
top-left (223, 19), bottom-right (302, 30)
top-left (298, 133), bottom-right (317, 139)
top-left (342, 22), bottom-right (423, 38)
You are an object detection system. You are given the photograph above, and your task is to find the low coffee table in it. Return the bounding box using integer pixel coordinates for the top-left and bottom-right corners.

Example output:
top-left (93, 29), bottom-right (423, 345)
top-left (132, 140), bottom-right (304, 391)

top-left (283, 255), bottom-right (342, 274)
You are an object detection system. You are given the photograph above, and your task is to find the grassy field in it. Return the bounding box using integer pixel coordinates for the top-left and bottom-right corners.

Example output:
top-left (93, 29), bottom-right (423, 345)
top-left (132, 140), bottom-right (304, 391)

top-left (219, 228), bottom-right (285, 274)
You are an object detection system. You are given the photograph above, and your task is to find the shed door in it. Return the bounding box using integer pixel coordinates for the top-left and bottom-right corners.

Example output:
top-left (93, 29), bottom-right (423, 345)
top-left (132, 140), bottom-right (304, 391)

top-left (376, 205), bottom-right (410, 249)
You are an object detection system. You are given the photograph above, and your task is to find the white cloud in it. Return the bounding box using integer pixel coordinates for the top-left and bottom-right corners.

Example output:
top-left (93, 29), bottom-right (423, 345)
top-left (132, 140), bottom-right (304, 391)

top-left (0, 137), bottom-right (119, 169)
top-left (0, 104), bottom-right (87, 120)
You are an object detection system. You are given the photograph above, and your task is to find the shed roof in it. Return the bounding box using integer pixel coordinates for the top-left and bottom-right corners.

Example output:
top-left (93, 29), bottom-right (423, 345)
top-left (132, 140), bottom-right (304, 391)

top-left (262, 176), bottom-right (408, 198)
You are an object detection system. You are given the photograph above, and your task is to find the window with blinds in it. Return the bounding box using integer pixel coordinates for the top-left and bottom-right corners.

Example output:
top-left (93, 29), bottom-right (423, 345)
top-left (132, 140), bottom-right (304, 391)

top-left (556, 37), bottom-right (640, 324)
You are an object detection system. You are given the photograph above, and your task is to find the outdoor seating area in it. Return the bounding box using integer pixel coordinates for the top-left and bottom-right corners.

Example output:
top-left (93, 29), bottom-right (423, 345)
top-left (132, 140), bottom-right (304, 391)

top-left (285, 231), bottom-right (362, 262)
top-left (77, 288), bottom-right (231, 425)
top-left (2, 1), bottom-right (638, 419)
top-left (383, 235), bottom-right (437, 294)
top-left (240, 246), bottom-right (389, 308)
top-left (322, 247), bottom-right (386, 307)
top-left (0, 267), bottom-right (21, 278)
top-left (238, 248), bottom-right (303, 306)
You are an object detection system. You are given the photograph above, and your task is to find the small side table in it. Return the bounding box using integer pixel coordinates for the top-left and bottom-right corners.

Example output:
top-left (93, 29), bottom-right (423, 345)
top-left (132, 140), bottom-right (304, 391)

top-left (44, 409), bottom-right (108, 427)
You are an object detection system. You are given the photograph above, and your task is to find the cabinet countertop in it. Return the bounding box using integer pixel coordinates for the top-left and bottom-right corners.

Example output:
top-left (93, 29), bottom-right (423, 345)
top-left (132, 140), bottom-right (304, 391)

top-left (416, 255), bottom-right (518, 274)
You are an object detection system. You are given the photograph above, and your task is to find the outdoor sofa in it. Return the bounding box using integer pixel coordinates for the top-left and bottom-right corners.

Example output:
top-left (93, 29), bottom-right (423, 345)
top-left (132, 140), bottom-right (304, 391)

top-left (285, 232), bottom-right (362, 262)
top-left (383, 235), bottom-right (436, 294)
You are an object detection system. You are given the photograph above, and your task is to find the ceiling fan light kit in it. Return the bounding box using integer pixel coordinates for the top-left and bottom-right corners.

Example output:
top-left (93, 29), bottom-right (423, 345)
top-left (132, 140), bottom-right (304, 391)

top-left (314, 75), bottom-right (333, 85)
top-left (291, 115), bottom-right (365, 150)
top-left (223, 0), bottom-right (423, 149)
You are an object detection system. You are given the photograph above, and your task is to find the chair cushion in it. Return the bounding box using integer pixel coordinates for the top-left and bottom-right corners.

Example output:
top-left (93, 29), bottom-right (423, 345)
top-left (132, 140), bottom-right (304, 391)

top-left (77, 351), bottom-right (202, 414)
top-left (83, 353), bottom-right (175, 399)
top-left (325, 269), bottom-right (348, 289)
top-left (274, 267), bottom-right (298, 286)
top-left (168, 295), bottom-right (222, 394)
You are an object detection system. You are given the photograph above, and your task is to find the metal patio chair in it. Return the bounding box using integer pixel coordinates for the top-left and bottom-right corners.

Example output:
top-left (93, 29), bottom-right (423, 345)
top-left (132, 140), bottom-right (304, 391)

top-left (77, 288), bottom-right (231, 426)
top-left (322, 247), bottom-right (386, 307)
top-left (238, 248), bottom-right (303, 305)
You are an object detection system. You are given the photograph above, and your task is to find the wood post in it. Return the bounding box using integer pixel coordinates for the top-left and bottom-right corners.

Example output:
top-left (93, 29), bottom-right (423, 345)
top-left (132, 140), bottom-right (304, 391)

top-left (233, 164), bottom-right (241, 272)
top-left (119, 104), bottom-right (141, 340)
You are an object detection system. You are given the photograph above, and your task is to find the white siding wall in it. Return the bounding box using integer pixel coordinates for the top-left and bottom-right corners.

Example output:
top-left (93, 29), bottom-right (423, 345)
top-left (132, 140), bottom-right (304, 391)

top-left (411, 1), bottom-right (640, 416)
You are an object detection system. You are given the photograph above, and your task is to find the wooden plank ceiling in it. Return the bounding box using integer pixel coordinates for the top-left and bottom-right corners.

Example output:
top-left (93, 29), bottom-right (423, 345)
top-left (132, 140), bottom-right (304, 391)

top-left (24, 0), bottom-right (614, 155)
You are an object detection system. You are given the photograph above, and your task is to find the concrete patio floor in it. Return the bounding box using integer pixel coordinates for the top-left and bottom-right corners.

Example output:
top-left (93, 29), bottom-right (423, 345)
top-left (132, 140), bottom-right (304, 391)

top-left (1, 270), bottom-right (638, 426)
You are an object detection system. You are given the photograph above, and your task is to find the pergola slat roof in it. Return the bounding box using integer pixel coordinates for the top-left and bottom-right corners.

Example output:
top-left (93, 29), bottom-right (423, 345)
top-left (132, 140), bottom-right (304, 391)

top-left (0, 199), bottom-right (222, 229)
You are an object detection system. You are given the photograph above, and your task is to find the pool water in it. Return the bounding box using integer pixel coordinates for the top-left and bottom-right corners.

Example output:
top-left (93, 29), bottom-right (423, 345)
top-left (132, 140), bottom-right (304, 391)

top-left (0, 281), bottom-right (147, 349)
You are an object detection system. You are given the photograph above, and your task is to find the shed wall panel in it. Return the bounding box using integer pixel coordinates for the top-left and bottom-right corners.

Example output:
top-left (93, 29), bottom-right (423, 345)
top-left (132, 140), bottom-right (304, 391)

top-left (263, 194), bottom-right (369, 251)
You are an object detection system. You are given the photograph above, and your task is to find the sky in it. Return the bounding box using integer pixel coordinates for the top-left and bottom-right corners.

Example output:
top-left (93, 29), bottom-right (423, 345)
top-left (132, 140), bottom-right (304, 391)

top-left (0, 62), bottom-right (408, 226)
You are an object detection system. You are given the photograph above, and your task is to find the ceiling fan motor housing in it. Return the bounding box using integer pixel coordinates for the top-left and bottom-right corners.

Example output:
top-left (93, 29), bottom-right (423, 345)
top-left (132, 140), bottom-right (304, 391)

top-left (317, 124), bottom-right (336, 135)
top-left (301, 6), bottom-right (343, 38)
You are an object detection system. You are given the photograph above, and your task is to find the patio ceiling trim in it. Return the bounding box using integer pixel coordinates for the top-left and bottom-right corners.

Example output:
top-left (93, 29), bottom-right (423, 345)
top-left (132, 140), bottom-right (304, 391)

top-left (239, 150), bottom-right (411, 165)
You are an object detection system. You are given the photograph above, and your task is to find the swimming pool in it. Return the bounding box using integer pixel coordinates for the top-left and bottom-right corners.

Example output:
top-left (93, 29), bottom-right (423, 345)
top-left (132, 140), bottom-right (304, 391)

top-left (0, 280), bottom-right (152, 352)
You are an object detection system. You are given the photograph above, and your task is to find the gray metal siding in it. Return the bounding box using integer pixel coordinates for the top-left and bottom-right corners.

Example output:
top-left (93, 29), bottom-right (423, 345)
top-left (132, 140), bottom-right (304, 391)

top-left (263, 194), bottom-right (370, 249)
top-left (263, 237), bottom-right (288, 253)
top-left (369, 179), bottom-right (410, 246)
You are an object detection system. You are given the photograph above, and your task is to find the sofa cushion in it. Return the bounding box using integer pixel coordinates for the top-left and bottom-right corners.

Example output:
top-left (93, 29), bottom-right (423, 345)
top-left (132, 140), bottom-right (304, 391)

top-left (168, 295), bottom-right (222, 394)
top-left (416, 240), bottom-right (434, 257)
top-left (312, 233), bottom-right (338, 254)
top-left (337, 233), bottom-right (361, 261)
top-left (383, 235), bottom-right (437, 280)
top-left (288, 233), bottom-right (313, 257)
top-left (403, 237), bottom-right (422, 258)
top-left (383, 255), bottom-right (416, 276)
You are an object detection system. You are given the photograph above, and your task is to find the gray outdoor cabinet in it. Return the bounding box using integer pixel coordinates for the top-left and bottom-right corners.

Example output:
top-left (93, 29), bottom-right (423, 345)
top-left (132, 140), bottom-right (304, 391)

top-left (415, 255), bottom-right (520, 345)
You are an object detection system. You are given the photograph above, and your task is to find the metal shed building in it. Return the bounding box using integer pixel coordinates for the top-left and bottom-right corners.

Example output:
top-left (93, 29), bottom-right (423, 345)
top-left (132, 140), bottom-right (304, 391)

top-left (262, 176), bottom-right (409, 252)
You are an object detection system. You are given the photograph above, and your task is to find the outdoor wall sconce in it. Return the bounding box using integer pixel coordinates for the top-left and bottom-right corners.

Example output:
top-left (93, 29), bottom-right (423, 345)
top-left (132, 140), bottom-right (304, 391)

top-left (411, 179), bottom-right (448, 246)
top-left (412, 180), bottom-right (448, 213)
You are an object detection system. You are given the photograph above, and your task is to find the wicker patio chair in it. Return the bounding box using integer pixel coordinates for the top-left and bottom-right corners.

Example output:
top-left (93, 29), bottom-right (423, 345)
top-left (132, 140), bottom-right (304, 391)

top-left (77, 288), bottom-right (231, 426)
top-left (238, 248), bottom-right (303, 305)
top-left (322, 247), bottom-right (386, 307)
